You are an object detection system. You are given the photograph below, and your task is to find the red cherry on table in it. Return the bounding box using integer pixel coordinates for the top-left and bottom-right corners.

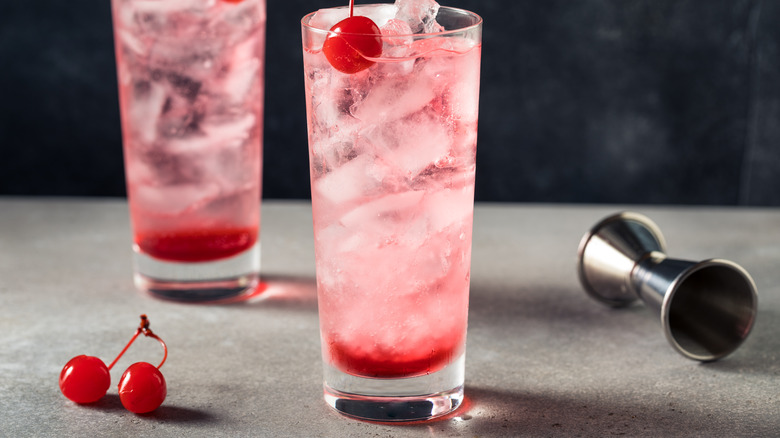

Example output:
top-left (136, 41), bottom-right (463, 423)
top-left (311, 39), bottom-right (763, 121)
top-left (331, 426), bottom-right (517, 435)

top-left (118, 362), bottom-right (167, 414)
top-left (322, 16), bottom-right (383, 74)
top-left (59, 355), bottom-right (111, 404)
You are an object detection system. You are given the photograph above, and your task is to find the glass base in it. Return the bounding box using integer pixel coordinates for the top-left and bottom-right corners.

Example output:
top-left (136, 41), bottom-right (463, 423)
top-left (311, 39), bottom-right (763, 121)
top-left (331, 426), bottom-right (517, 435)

top-left (132, 241), bottom-right (261, 303)
top-left (323, 354), bottom-right (465, 422)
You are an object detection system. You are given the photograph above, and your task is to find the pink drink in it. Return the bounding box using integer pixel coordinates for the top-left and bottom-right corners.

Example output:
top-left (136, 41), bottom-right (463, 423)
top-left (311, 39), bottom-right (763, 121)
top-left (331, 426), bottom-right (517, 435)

top-left (303, 2), bottom-right (481, 392)
top-left (112, 0), bottom-right (265, 301)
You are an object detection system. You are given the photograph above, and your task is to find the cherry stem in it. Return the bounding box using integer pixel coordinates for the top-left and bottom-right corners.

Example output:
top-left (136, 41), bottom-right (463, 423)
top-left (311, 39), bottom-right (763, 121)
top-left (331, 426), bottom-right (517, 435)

top-left (147, 331), bottom-right (168, 369)
top-left (107, 314), bottom-right (168, 371)
top-left (107, 329), bottom-right (140, 371)
top-left (349, 0), bottom-right (354, 17)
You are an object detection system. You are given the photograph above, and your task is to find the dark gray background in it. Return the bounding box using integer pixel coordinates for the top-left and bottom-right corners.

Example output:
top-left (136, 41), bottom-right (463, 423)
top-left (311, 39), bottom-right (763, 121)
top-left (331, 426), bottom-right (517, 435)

top-left (2, 0), bottom-right (778, 205)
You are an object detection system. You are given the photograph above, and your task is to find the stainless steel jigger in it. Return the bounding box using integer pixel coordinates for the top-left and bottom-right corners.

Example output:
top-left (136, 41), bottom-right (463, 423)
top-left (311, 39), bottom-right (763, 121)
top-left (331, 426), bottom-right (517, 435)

top-left (576, 212), bottom-right (758, 362)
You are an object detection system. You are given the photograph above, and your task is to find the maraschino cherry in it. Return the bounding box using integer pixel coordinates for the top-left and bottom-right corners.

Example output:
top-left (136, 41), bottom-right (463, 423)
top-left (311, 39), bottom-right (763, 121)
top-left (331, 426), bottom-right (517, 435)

top-left (322, 0), bottom-right (383, 74)
top-left (59, 314), bottom-right (168, 414)
top-left (118, 362), bottom-right (167, 414)
top-left (59, 355), bottom-right (111, 404)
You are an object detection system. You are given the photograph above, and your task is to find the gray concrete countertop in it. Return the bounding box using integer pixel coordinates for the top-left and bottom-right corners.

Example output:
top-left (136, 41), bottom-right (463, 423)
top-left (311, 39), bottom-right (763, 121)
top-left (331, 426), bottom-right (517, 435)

top-left (1, 198), bottom-right (778, 437)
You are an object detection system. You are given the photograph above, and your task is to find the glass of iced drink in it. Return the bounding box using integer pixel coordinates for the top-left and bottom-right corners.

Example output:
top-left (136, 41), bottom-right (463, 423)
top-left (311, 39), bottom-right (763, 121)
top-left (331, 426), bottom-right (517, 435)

top-left (302, 0), bottom-right (481, 421)
top-left (110, 0), bottom-right (266, 302)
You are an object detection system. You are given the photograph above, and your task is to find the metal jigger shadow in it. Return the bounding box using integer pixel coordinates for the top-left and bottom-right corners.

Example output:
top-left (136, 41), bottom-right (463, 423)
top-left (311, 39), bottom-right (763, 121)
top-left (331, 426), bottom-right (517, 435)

top-left (577, 212), bottom-right (758, 361)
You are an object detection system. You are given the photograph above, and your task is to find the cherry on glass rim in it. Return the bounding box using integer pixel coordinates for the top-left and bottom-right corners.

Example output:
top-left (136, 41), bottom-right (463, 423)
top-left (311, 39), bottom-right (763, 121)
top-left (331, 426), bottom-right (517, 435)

top-left (322, 15), bottom-right (383, 74)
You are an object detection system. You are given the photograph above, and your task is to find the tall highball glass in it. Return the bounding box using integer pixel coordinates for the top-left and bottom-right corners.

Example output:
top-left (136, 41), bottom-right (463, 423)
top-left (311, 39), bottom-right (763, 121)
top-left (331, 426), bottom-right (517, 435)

top-left (111, 0), bottom-right (266, 302)
top-left (302, 3), bottom-right (482, 421)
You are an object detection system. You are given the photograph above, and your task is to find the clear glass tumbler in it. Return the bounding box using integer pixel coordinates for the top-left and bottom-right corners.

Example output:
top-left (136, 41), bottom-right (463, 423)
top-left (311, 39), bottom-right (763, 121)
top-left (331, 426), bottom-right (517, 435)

top-left (110, 0), bottom-right (266, 302)
top-left (302, 3), bottom-right (482, 421)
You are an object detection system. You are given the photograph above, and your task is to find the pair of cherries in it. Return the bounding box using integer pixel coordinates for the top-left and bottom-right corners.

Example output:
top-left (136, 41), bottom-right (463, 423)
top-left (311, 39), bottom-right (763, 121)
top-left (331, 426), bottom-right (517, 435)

top-left (322, 0), bottom-right (383, 74)
top-left (59, 315), bottom-right (168, 414)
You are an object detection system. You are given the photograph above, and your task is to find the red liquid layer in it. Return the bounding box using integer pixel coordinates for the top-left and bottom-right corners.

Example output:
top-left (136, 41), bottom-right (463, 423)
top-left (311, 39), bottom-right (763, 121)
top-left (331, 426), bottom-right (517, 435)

top-left (328, 339), bottom-right (461, 378)
top-left (136, 227), bottom-right (258, 262)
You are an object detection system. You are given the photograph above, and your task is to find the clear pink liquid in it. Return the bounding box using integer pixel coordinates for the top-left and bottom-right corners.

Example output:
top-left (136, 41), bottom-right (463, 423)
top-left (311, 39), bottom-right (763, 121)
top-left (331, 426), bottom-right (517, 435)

top-left (305, 30), bottom-right (481, 378)
top-left (112, 0), bottom-right (265, 262)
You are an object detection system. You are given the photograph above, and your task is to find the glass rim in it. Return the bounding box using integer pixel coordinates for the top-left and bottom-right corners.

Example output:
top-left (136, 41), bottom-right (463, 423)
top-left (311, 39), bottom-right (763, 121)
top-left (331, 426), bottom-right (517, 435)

top-left (301, 4), bottom-right (482, 38)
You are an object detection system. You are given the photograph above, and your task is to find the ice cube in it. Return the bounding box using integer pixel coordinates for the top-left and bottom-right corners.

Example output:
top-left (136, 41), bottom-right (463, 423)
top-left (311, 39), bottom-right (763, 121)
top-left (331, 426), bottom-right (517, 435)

top-left (117, 29), bottom-right (146, 57)
top-left (316, 221), bottom-right (365, 265)
top-left (401, 118), bottom-right (450, 176)
top-left (338, 194), bottom-right (446, 293)
top-left (340, 190), bottom-right (425, 229)
top-left (223, 57), bottom-right (259, 103)
top-left (381, 18), bottom-right (413, 41)
top-left (163, 133), bottom-right (213, 154)
top-left (356, 4), bottom-right (398, 28)
top-left (310, 75), bottom-right (360, 143)
top-left (314, 154), bottom-right (382, 206)
top-left (129, 0), bottom-right (206, 14)
top-left (375, 19), bottom-right (416, 73)
top-left (408, 39), bottom-right (480, 125)
top-left (380, 18), bottom-right (414, 51)
top-left (308, 4), bottom-right (398, 30)
top-left (200, 114), bottom-right (256, 149)
top-left (130, 80), bottom-right (167, 144)
top-left (223, 37), bottom-right (261, 103)
top-left (423, 187), bottom-right (474, 233)
top-left (159, 113), bottom-right (254, 159)
top-left (382, 111), bottom-right (452, 178)
top-left (307, 8), bottom-right (350, 30)
top-left (352, 74), bottom-right (436, 124)
top-left (394, 0), bottom-right (443, 34)
top-left (134, 181), bottom-right (220, 216)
